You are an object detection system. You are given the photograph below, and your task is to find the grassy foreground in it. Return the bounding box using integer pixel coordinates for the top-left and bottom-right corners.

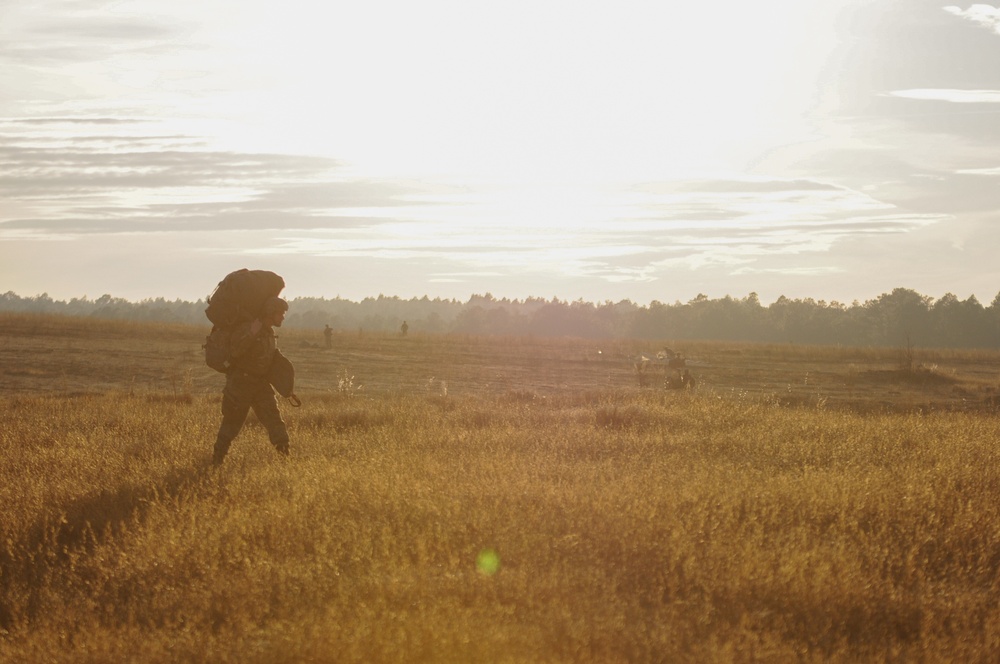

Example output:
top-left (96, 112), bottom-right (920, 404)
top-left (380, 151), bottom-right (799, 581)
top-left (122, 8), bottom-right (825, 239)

top-left (2, 385), bottom-right (999, 662)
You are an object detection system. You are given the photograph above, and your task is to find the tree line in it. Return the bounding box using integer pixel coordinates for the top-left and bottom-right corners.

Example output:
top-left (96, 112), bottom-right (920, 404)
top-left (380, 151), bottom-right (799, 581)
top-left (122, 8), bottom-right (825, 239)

top-left (2, 288), bottom-right (999, 349)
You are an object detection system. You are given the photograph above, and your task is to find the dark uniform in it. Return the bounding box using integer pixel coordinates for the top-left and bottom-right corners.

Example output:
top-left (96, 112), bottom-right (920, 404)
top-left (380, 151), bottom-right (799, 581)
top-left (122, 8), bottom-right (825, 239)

top-left (213, 319), bottom-right (289, 464)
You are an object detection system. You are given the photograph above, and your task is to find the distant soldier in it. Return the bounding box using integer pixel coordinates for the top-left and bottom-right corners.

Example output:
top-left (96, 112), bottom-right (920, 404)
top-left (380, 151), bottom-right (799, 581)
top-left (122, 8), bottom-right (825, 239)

top-left (324, 324), bottom-right (333, 349)
top-left (400, 320), bottom-right (409, 337)
top-left (212, 296), bottom-right (292, 464)
top-left (681, 369), bottom-right (696, 390)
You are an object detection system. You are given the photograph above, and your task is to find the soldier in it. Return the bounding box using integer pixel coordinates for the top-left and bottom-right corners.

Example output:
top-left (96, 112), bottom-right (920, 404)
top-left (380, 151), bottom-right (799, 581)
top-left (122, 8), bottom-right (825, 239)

top-left (212, 296), bottom-right (291, 465)
top-left (324, 324), bottom-right (333, 349)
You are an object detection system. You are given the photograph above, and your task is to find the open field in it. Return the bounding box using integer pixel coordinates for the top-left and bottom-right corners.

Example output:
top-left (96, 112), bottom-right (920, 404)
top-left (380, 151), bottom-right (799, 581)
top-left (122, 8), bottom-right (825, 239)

top-left (3, 312), bottom-right (1000, 412)
top-left (2, 313), bottom-right (1000, 662)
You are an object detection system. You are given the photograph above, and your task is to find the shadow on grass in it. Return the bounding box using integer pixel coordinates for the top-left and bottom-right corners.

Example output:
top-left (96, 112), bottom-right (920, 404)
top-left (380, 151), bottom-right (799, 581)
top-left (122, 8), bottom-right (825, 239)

top-left (0, 462), bottom-right (217, 630)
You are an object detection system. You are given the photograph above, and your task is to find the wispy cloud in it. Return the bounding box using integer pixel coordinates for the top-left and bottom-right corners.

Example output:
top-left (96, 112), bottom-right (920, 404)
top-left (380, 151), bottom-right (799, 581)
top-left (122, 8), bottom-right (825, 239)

top-left (957, 166), bottom-right (1000, 175)
top-left (641, 179), bottom-right (844, 194)
top-left (888, 89), bottom-right (1000, 103)
top-left (240, 174), bottom-right (943, 289)
top-left (2, 5), bottom-right (195, 65)
top-left (0, 119), bottom-right (441, 236)
top-left (944, 5), bottom-right (1000, 34)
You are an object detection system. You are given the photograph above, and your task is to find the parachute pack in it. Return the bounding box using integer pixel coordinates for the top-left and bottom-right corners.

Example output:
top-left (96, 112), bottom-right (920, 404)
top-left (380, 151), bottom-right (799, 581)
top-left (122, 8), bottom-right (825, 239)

top-left (203, 269), bottom-right (285, 373)
top-left (205, 269), bottom-right (285, 328)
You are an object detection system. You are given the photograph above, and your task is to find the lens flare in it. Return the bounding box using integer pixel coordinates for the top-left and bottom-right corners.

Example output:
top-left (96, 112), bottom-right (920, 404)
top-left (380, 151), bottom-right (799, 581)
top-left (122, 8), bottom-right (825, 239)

top-left (476, 548), bottom-right (500, 576)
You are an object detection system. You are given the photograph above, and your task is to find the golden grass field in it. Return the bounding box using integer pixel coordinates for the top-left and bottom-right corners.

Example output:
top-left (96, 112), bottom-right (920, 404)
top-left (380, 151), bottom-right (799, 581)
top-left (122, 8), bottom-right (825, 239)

top-left (1, 312), bottom-right (999, 662)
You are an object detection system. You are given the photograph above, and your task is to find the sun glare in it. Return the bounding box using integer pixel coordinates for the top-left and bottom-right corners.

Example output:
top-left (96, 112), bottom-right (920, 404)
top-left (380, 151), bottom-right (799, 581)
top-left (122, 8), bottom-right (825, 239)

top-left (199, 0), bottom-right (834, 188)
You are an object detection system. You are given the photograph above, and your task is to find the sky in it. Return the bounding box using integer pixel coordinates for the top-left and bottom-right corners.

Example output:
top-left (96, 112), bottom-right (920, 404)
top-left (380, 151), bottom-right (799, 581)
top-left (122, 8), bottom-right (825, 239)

top-left (2, 0), bottom-right (1000, 306)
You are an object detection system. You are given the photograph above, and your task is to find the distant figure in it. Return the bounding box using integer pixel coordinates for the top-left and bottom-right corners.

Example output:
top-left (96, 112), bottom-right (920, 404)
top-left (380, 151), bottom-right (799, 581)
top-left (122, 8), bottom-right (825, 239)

top-left (400, 320), bottom-right (409, 337)
top-left (213, 296), bottom-right (291, 465)
top-left (681, 369), bottom-right (696, 390)
top-left (324, 324), bottom-right (333, 349)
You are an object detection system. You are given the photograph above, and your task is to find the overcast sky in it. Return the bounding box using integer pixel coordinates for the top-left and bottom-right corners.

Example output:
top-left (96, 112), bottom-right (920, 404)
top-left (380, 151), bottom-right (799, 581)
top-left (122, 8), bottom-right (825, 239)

top-left (2, 1), bottom-right (1000, 306)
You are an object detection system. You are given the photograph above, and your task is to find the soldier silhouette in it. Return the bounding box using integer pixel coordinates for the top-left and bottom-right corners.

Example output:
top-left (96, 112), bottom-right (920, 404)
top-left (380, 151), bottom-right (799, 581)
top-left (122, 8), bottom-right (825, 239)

top-left (212, 297), bottom-right (292, 464)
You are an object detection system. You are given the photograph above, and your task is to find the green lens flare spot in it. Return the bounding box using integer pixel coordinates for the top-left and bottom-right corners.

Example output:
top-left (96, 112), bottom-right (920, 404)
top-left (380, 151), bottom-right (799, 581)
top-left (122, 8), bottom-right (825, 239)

top-left (476, 548), bottom-right (500, 576)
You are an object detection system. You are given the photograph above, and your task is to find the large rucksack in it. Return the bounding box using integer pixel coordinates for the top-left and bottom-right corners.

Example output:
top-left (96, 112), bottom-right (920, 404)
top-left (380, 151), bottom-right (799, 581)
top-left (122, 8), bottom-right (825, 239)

top-left (203, 269), bottom-right (285, 373)
top-left (205, 269), bottom-right (285, 327)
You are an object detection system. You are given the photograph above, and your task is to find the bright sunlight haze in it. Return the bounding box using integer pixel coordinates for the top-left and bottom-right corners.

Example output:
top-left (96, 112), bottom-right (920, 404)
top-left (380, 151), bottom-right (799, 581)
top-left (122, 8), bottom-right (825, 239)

top-left (2, 1), bottom-right (999, 305)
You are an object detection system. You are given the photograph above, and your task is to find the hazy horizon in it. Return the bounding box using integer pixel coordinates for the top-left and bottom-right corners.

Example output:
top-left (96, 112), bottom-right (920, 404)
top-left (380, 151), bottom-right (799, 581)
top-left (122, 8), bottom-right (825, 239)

top-left (4, 282), bottom-right (996, 310)
top-left (3, 1), bottom-right (1000, 307)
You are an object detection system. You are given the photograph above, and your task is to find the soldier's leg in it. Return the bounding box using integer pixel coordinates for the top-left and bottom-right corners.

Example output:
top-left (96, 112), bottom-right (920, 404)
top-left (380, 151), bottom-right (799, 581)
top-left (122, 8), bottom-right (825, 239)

top-left (251, 384), bottom-right (290, 456)
top-left (214, 377), bottom-right (251, 464)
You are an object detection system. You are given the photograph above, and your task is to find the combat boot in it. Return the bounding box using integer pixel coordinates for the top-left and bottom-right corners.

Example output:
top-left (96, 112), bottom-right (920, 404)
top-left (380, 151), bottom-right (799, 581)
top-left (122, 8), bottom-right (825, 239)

top-left (212, 437), bottom-right (231, 465)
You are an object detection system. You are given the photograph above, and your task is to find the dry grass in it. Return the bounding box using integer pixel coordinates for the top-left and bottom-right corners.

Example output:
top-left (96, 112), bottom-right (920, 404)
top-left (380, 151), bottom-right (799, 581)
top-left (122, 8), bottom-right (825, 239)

top-left (2, 314), bottom-right (1000, 661)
